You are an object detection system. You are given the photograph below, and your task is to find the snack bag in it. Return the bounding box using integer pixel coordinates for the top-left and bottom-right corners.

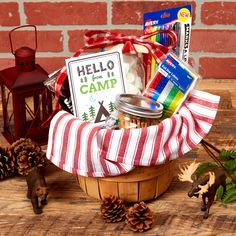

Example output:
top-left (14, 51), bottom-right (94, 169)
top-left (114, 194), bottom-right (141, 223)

top-left (144, 5), bottom-right (192, 78)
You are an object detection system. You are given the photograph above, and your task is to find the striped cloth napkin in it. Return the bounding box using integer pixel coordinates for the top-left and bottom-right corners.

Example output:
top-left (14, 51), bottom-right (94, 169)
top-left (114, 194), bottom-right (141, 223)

top-left (46, 89), bottom-right (220, 177)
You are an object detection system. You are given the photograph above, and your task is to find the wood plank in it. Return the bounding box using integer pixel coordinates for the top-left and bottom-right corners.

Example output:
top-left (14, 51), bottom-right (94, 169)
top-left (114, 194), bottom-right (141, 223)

top-left (99, 179), bottom-right (119, 199)
top-left (118, 182), bottom-right (138, 203)
top-left (77, 175), bottom-right (87, 194)
top-left (84, 177), bottom-right (101, 200)
top-left (138, 177), bottom-right (157, 201)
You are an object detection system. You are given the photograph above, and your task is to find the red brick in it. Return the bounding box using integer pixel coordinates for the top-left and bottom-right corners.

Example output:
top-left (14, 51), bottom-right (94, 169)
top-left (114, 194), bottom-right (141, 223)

top-left (24, 2), bottom-right (107, 25)
top-left (199, 57), bottom-right (236, 79)
top-left (201, 2), bottom-right (236, 25)
top-left (188, 57), bottom-right (195, 67)
top-left (0, 58), bottom-right (15, 71)
top-left (37, 57), bottom-right (68, 74)
top-left (112, 1), bottom-right (196, 25)
top-left (0, 57), bottom-right (67, 75)
top-left (68, 29), bottom-right (142, 53)
top-left (114, 29), bottom-right (142, 36)
top-left (0, 32), bottom-right (11, 53)
top-left (190, 30), bottom-right (236, 53)
top-left (0, 3), bottom-right (20, 26)
top-left (37, 31), bottom-right (63, 52)
top-left (68, 30), bottom-right (87, 53)
top-left (0, 31), bottom-right (63, 53)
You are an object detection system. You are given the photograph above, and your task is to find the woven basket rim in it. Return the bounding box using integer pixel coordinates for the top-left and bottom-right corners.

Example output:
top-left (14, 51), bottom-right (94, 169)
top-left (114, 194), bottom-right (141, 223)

top-left (78, 160), bottom-right (174, 182)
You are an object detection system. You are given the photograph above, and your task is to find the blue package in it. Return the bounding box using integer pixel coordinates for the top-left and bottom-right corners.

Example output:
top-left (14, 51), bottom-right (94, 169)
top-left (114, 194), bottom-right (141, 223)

top-left (144, 5), bottom-right (192, 62)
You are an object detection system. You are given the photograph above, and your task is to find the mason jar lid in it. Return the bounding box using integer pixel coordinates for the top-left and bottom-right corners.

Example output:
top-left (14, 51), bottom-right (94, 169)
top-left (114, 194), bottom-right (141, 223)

top-left (115, 94), bottom-right (163, 119)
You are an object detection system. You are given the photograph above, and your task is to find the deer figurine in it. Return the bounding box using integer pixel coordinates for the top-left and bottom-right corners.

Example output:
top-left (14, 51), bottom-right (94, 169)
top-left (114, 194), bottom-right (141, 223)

top-left (178, 161), bottom-right (227, 219)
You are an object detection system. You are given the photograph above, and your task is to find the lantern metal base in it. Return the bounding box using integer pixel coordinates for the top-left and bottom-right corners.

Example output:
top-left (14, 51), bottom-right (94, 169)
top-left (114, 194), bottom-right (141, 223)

top-left (2, 129), bottom-right (49, 145)
top-left (2, 131), bottom-right (16, 144)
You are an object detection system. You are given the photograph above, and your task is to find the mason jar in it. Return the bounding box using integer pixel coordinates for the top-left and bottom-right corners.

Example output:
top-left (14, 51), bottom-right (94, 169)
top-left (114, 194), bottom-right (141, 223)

top-left (114, 94), bottom-right (163, 129)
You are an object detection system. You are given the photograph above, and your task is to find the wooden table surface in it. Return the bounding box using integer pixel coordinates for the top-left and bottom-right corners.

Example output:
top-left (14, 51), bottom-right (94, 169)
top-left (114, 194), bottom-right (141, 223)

top-left (0, 79), bottom-right (236, 236)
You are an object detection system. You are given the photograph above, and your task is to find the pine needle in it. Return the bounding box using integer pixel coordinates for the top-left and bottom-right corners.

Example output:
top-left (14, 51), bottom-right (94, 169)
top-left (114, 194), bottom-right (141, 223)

top-left (224, 159), bottom-right (236, 171)
top-left (195, 162), bottom-right (217, 177)
top-left (219, 149), bottom-right (236, 161)
top-left (223, 189), bottom-right (236, 204)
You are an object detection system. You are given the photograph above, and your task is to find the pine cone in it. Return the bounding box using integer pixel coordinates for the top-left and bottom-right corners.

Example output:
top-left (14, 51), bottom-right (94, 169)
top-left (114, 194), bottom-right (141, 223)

top-left (0, 146), bottom-right (17, 180)
top-left (100, 195), bottom-right (126, 223)
top-left (9, 138), bottom-right (46, 176)
top-left (125, 201), bottom-right (153, 232)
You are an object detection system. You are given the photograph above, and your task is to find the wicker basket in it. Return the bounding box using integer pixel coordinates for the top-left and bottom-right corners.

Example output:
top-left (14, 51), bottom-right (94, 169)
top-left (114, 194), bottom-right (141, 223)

top-left (77, 161), bottom-right (174, 202)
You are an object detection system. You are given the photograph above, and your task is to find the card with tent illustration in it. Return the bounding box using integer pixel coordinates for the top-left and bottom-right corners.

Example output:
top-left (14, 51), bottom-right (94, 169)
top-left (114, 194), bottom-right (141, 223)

top-left (66, 50), bottom-right (126, 123)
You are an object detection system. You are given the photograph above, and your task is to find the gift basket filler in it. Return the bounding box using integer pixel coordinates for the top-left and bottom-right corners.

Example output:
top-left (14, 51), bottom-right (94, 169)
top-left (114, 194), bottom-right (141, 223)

top-left (45, 6), bottom-right (220, 202)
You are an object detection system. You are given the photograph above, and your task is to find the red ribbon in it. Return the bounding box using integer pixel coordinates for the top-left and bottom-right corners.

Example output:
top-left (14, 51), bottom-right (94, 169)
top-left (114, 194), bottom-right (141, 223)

top-left (84, 30), bottom-right (177, 54)
top-left (43, 29), bottom-right (178, 126)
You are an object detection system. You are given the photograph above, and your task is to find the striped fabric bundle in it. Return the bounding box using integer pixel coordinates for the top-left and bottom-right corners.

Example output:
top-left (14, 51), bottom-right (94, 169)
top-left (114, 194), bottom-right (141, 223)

top-left (46, 89), bottom-right (220, 177)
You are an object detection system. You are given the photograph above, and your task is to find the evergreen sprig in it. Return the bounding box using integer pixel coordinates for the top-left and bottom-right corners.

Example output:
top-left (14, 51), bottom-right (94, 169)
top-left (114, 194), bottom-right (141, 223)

top-left (195, 162), bottom-right (217, 177)
top-left (223, 188), bottom-right (236, 204)
top-left (224, 159), bottom-right (236, 171)
top-left (220, 150), bottom-right (236, 160)
top-left (200, 140), bottom-right (236, 205)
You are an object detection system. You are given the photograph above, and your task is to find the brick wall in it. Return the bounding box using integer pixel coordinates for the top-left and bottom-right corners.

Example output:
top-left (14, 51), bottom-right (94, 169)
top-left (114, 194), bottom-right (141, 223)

top-left (0, 0), bottom-right (235, 79)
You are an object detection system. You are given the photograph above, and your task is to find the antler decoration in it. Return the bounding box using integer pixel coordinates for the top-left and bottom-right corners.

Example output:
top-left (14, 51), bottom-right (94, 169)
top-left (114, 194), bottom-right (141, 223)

top-left (178, 161), bottom-right (201, 183)
top-left (196, 172), bottom-right (216, 195)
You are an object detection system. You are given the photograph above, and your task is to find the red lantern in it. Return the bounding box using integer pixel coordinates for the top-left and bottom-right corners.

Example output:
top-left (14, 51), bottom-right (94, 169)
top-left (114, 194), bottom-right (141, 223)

top-left (0, 25), bottom-right (53, 144)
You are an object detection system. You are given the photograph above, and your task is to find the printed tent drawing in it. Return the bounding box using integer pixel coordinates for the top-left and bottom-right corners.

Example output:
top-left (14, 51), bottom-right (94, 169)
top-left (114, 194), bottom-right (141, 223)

top-left (46, 89), bottom-right (220, 177)
top-left (94, 101), bottom-right (110, 123)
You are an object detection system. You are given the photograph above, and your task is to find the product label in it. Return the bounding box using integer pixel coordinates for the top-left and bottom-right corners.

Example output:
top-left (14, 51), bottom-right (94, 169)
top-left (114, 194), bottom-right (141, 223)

top-left (144, 5), bottom-right (192, 29)
top-left (143, 4), bottom-right (192, 77)
top-left (177, 8), bottom-right (191, 22)
top-left (158, 54), bottom-right (194, 94)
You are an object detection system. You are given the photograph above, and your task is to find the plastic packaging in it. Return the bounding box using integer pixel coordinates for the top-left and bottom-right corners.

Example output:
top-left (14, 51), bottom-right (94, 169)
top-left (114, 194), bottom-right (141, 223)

top-left (144, 5), bottom-right (192, 62)
top-left (143, 52), bottom-right (200, 118)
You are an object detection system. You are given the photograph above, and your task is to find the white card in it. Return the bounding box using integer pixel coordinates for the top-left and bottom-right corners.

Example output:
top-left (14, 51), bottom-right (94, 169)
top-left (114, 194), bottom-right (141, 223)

top-left (66, 50), bottom-right (126, 123)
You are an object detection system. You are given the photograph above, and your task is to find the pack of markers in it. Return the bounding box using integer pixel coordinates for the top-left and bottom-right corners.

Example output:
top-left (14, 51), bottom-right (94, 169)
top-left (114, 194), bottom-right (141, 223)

top-left (144, 5), bottom-right (192, 63)
top-left (143, 5), bottom-right (198, 118)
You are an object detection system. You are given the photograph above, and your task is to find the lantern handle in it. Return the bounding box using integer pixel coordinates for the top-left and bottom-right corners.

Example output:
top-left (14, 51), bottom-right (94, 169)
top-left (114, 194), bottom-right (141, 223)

top-left (9, 25), bottom-right (37, 55)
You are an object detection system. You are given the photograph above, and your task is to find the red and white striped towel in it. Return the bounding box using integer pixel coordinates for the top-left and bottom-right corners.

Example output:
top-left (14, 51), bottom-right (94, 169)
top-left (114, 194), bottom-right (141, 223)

top-left (46, 89), bottom-right (220, 177)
